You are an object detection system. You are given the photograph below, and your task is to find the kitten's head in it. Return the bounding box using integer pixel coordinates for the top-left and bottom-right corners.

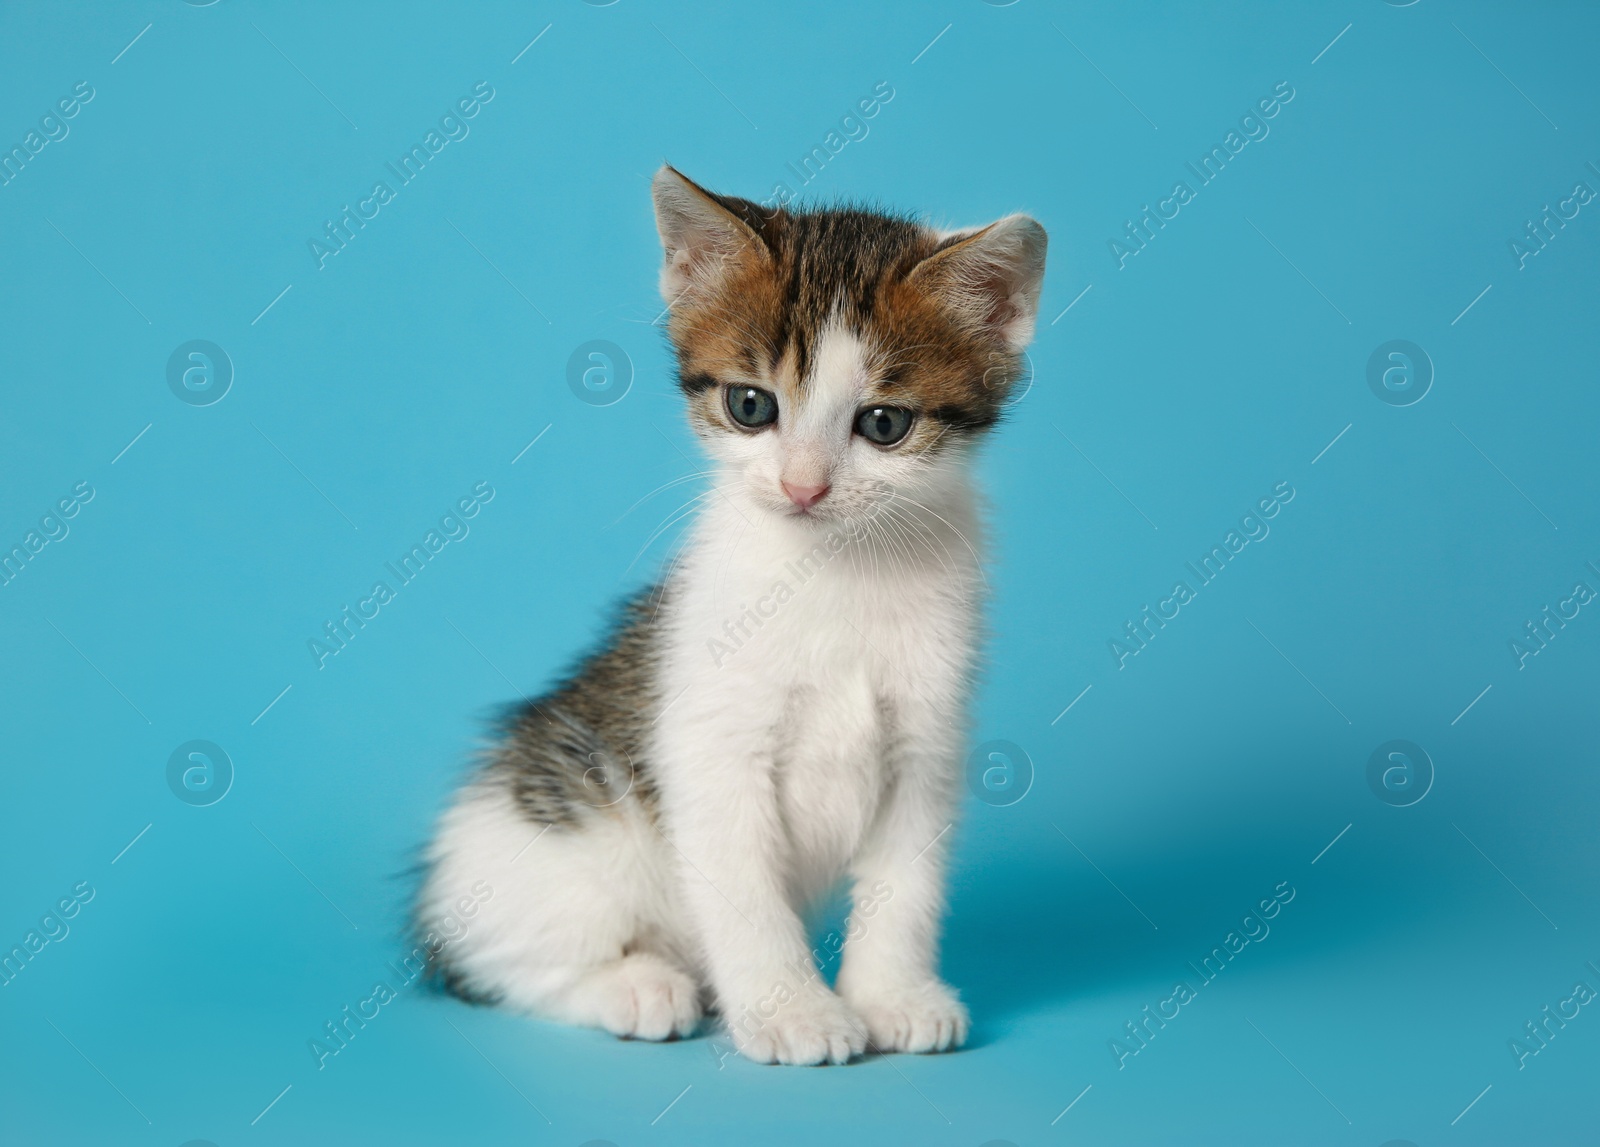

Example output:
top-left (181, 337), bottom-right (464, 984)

top-left (651, 166), bottom-right (1047, 527)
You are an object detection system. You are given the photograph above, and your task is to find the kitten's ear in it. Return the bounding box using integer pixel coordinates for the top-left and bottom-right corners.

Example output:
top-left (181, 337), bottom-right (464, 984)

top-left (651, 165), bottom-right (769, 305)
top-left (909, 215), bottom-right (1048, 353)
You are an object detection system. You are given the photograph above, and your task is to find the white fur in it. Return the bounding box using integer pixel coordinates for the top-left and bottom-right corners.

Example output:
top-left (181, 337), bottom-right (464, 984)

top-left (424, 312), bottom-right (995, 1064)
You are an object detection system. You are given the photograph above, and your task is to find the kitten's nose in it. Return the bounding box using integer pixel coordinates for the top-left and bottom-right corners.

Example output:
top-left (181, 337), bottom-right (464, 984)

top-left (781, 481), bottom-right (830, 511)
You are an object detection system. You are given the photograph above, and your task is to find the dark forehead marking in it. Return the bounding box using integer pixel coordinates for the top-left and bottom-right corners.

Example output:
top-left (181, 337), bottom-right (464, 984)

top-left (763, 208), bottom-right (933, 385)
top-left (674, 191), bottom-right (1015, 440)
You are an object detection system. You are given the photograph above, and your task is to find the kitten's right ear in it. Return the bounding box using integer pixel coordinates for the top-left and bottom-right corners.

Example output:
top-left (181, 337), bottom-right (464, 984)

top-left (652, 165), bottom-right (769, 305)
top-left (910, 215), bottom-right (1048, 354)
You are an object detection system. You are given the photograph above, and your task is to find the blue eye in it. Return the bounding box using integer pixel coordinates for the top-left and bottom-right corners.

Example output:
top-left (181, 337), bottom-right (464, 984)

top-left (856, 405), bottom-right (914, 446)
top-left (727, 386), bottom-right (778, 428)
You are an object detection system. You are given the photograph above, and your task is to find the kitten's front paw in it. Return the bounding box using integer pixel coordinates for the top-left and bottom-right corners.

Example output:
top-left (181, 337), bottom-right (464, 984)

top-left (845, 979), bottom-right (969, 1054)
top-left (730, 987), bottom-right (867, 1066)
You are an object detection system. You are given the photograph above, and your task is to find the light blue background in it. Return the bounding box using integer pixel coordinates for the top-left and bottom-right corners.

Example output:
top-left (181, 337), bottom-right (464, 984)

top-left (2, 2), bottom-right (1597, 1144)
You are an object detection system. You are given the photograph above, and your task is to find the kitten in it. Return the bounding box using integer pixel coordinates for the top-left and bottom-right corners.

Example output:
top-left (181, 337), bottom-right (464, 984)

top-left (417, 166), bottom-right (1046, 1065)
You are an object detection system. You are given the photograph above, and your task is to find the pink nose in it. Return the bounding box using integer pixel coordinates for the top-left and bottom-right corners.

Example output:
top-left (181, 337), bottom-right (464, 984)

top-left (781, 481), bottom-right (830, 511)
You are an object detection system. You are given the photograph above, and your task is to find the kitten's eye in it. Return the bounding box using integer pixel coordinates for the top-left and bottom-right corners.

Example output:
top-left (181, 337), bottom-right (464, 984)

top-left (855, 405), bottom-right (914, 446)
top-left (726, 386), bottom-right (778, 429)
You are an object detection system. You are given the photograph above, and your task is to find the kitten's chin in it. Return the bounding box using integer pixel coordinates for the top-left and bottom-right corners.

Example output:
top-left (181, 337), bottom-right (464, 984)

top-left (752, 498), bottom-right (846, 531)
top-left (774, 504), bottom-right (834, 528)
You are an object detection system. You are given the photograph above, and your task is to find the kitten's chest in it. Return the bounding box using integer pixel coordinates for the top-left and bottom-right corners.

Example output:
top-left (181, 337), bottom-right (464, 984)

top-left (692, 522), bottom-right (974, 691)
top-left (772, 658), bottom-right (885, 882)
top-left (659, 515), bottom-right (977, 882)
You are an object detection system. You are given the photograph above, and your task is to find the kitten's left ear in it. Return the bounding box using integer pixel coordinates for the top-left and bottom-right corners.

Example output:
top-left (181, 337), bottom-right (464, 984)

top-left (651, 165), bottom-right (771, 306)
top-left (909, 215), bottom-right (1048, 353)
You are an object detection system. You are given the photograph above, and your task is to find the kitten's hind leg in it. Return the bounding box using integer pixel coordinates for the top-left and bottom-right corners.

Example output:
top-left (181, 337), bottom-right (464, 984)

top-left (549, 951), bottom-right (701, 1040)
top-left (418, 779), bottom-right (701, 1040)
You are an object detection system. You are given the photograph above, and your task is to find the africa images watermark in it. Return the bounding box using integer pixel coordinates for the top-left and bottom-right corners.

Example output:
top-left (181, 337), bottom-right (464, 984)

top-left (308, 879), bottom-right (493, 1069)
top-left (1506, 160), bottom-right (1599, 270)
top-left (1, 881), bottom-right (95, 988)
top-left (0, 480), bottom-right (94, 590)
top-left (1, 81), bottom-right (94, 189)
top-left (1108, 81), bottom-right (1296, 269)
top-left (705, 484), bottom-right (894, 669)
top-left (307, 480), bottom-right (494, 668)
top-left (1110, 880), bottom-right (1296, 1069)
top-left (1508, 559), bottom-right (1599, 670)
top-left (1509, 959), bottom-right (1600, 1071)
top-left (1108, 480), bottom-right (1296, 669)
top-left (307, 82), bottom-right (496, 270)
top-left (758, 81), bottom-right (895, 216)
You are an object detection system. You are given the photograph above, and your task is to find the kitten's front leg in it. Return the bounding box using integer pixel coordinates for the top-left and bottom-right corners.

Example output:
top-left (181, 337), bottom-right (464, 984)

top-left (835, 723), bottom-right (969, 1054)
top-left (658, 706), bottom-right (866, 1066)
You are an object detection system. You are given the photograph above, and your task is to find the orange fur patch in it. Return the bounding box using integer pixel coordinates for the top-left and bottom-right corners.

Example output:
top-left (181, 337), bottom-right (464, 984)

top-left (666, 200), bottom-right (1027, 451)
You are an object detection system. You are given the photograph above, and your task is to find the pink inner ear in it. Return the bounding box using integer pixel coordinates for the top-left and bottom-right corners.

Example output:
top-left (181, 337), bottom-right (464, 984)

top-left (671, 246), bottom-right (701, 277)
top-left (909, 218), bottom-right (1046, 350)
top-left (653, 167), bottom-right (774, 304)
top-left (934, 256), bottom-right (1026, 346)
top-left (971, 265), bottom-right (1022, 332)
top-left (664, 219), bottom-right (759, 299)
